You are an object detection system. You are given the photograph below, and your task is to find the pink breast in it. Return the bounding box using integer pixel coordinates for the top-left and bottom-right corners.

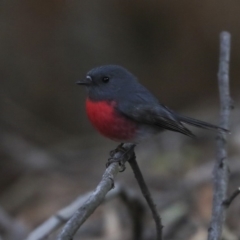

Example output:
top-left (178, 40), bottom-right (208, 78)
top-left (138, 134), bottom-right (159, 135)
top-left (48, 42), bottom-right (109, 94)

top-left (86, 99), bottom-right (137, 142)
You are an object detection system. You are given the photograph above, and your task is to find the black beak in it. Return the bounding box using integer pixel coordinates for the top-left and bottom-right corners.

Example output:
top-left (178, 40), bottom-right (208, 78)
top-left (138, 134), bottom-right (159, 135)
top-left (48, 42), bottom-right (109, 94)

top-left (76, 75), bottom-right (92, 86)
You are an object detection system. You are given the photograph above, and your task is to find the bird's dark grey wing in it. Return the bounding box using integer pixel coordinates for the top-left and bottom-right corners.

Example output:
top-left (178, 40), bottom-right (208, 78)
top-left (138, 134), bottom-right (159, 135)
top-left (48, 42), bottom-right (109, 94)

top-left (117, 102), bottom-right (195, 138)
top-left (117, 83), bottom-right (229, 137)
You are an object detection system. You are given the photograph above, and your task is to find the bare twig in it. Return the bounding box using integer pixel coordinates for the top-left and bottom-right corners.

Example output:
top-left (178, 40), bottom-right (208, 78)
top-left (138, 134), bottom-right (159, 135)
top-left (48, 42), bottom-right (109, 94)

top-left (27, 194), bottom-right (92, 240)
top-left (27, 183), bottom-right (146, 240)
top-left (128, 153), bottom-right (163, 240)
top-left (208, 31), bottom-right (231, 240)
top-left (26, 184), bottom-right (122, 240)
top-left (119, 184), bottom-right (146, 240)
top-left (223, 187), bottom-right (240, 208)
top-left (57, 143), bottom-right (135, 240)
top-left (27, 184), bottom-right (147, 240)
top-left (57, 163), bottom-right (118, 240)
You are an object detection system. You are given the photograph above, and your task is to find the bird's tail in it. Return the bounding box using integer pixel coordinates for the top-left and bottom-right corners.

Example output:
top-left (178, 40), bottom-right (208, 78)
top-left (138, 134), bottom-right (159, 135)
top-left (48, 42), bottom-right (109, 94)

top-left (176, 115), bottom-right (230, 133)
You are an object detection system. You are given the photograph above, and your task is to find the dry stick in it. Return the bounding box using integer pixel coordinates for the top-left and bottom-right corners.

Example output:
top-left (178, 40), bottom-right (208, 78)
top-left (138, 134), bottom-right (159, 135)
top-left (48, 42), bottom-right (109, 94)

top-left (208, 31), bottom-right (231, 240)
top-left (27, 185), bottom-right (147, 240)
top-left (128, 153), bottom-right (163, 240)
top-left (223, 187), bottom-right (240, 208)
top-left (27, 185), bottom-right (124, 240)
top-left (57, 143), bottom-right (135, 240)
top-left (119, 188), bottom-right (145, 240)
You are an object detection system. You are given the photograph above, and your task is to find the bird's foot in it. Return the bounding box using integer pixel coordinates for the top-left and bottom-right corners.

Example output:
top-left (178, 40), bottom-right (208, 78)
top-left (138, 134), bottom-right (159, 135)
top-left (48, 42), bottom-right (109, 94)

top-left (107, 143), bottom-right (136, 172)
top-left (108, 143), bottom-right (126, 172)
top-left (109, 143), bottom-right (125, 157)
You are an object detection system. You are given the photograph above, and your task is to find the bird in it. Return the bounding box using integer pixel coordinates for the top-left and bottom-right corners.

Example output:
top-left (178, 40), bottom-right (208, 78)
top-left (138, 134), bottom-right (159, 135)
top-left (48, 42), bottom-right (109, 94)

top-left (77, 65), bottom-right (228, 145)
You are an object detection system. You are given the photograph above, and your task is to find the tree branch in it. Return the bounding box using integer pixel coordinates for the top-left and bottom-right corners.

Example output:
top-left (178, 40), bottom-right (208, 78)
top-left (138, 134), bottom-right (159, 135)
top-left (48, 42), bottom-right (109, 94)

top-left (128, 153), bottom-right (163, 240)
top-left (27, 183), bottom-right (148, 240)
top-left (26, 185), bottom-right (120, 240)
top-left (57, 143), bottom-right (135, 240)
top-left (208, 31), bottom-right (231, 240)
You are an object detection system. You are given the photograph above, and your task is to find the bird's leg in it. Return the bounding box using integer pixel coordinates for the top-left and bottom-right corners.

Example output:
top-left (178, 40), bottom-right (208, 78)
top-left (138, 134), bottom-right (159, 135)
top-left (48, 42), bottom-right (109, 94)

top-left (109, 143), bottom-right (125, 157)
top-left (107, 144), bottom-right (136, 172)
top-left (108, 143), bottom-right (126, 172)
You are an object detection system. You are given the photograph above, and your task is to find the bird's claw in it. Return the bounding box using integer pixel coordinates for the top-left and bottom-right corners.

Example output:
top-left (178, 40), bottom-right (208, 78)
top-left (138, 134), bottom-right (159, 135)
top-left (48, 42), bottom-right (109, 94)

top-left (109, 143), bottom-right (125, 157)
top-left (108, 143), bottom-right (126, 172)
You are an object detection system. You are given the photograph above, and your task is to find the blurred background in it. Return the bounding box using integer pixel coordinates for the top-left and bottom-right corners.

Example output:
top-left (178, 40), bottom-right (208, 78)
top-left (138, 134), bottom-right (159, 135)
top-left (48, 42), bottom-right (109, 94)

top-left (0, 0), bottom-right (240, 239)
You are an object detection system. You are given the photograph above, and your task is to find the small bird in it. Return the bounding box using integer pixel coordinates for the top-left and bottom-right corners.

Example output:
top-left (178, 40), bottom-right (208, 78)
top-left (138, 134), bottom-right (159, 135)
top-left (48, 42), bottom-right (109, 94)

top-left (77, 65), bottom-right (228, 144)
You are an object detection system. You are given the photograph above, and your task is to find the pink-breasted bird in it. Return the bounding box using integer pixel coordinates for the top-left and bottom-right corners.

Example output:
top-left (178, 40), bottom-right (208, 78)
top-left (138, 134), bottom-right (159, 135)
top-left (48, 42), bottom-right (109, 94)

top-left (77, 65), bottom-right (228, 144)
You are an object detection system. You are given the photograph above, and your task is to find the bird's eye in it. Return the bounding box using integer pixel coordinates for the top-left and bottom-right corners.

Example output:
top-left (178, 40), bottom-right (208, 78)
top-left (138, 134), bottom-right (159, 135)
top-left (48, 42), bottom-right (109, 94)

top-left (102, 77), bottom-right (109, 83)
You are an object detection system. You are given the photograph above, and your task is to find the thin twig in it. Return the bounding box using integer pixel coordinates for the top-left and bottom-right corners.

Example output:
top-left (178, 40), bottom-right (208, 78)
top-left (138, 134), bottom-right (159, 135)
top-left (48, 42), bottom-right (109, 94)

top-left (128, 153), bottom-right (163, 240)
top-left (27, 195), bottom-right (91, 240)
top-left (27, 183), bottom-right (148, 240)
top-left (208, 31), bottom-right (231, 240)
top-left (223, 187), bottom-right (240, 208)
top-left (119, 188), bottom-right (145, 240)
top-left (57, 143), bottom-right (135, 240)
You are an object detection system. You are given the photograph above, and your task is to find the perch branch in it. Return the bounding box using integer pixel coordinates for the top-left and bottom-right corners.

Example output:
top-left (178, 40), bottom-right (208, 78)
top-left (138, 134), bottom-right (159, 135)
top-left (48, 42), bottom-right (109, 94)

top-left (27, 184), bottom-right (148, 240)
top-left (27, 196), bottom-right (90, 240)
top-left (57, 143), bottom-right (135, 240)
top-left (26, 185), bottom-right (121, 240)
top-left (128, 153), bottom-right (163, 240)
top-left (208, 31), bottom-right (231, 240)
